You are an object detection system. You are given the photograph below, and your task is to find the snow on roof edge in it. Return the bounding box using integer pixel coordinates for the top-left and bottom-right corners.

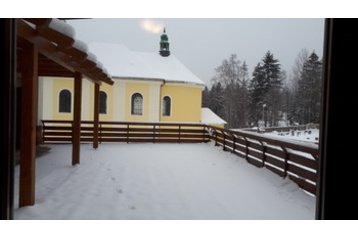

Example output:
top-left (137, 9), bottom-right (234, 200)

top-left (201, 108), bottom-right (227, 124)
top-left (112, 76), bottom-right (205, 87)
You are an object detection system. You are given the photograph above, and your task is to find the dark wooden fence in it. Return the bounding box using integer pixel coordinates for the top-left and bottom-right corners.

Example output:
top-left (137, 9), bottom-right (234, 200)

top-left (41, 120), bottom-right (319, 195)
top-left (41, 120), bottom-right (210, 144)
top-left (208, 126), bottom-right (319, 195)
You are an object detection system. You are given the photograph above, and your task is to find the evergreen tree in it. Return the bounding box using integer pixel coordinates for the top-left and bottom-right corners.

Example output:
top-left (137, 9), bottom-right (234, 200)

top-left (249, 51), bottom-right (282, 127)
top-left (261, 51), bottom-right (283, 126)
top-left (202, 86), bottom-right (210, 107)
top-left (249, 63), bottom-right (266, 126)
top-left (288, 49), bottom-right (309, 124)
top-left (209, 82), bottom-right (225, 118)
top-left (295, 51), bottom-right (322, 123)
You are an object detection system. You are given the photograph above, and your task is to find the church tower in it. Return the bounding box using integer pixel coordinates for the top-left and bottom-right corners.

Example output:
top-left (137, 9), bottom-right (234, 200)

top-left (159, 28), bottom-right (170, 57)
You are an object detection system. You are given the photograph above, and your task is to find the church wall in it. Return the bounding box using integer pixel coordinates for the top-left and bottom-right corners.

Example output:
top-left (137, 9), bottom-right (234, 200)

top-left (124, 80), bottom-right (151, 122)
top-left (98, 82), bottom-right (114, 121)
top-left (39, 76), bottom-right (53, 121)
top-left (81, 79), bottom-right (91, 120)
top-left (160, 83), bottom-right (203, 123)
top-left (40, 77), bottom-right (204, 125)
top-left (113, 80), bottom-right (125, 121)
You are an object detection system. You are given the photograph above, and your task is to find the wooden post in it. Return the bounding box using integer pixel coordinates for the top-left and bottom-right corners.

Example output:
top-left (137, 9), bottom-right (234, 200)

top-left (214, 129), bottom-right (218, 146)
top-left (126, 124), bottom-right (129, 143)
top-left (93, 83), bottom-right (99, 149)
top-left (0, 18), bottom-right (16, 219)
top-left (232, 135), bottom-right (236, 153)
top-left (260, 141), bottom-right (266, 167)
top-left (202, 126), bottom-right (206, 142)
top-left (19, 40), bottom-right (38, 207)
top-left (153, 125), bottom-right (156, 143)
top-left (99, 122), bottom-right (102, 144)
top-left (243, 137), bottom-right (249, 162)
top-left (72, 72), bottom-right (82, 165)
top-left (222, 131), bottom-right (226, 151)
top-left (281, 146), bottom-right (289, 178)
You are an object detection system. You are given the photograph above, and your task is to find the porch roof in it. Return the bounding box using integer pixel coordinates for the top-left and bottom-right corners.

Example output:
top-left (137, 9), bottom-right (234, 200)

top-left (17, 19), bottom-right (114, 85)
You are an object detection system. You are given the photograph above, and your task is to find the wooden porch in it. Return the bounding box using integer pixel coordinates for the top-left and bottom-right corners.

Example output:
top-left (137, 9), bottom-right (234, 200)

top-left (40, 120), bottom-right (319, 195)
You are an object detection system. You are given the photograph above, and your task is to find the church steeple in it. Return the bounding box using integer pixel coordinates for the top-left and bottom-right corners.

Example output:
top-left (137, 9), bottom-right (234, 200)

top-left (159, 28), bottom-right (170, 57)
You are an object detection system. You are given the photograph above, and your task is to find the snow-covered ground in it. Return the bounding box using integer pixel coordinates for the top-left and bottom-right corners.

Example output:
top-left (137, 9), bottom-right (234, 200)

top-left (13, 143), bottom-right (315, 219)
top-left (264, 129), bottom-right (319, 143)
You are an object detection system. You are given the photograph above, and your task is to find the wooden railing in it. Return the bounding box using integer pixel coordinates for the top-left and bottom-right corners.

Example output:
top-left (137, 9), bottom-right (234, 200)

top-left (207, 126), bottom-right (319, 195)
top-left (41, 120), bottom-right (319, 195)
top-left (41, 120), bottom-right (210, 144)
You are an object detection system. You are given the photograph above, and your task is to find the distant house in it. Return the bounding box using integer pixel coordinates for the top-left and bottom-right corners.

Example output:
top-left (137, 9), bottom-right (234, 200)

top-left (38, 29), bottom-right (225, 126)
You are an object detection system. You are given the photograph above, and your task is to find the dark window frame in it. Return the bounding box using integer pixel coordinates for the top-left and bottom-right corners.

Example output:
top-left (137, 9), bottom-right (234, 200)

top-left (162, 96), bottom-right (171, 116)
top-left (131, 93), bottom-right (143, 115)
top-left (99, 91), bottom-right (107, 114)
top-left (58, 89), bottom-right (71, 113)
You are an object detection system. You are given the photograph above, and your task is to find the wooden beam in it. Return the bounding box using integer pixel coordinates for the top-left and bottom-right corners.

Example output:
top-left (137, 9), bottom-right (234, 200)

top-left (72, 72), bottom-right (82, 165)
top-left (37, 53), bottom-right (75, 77)
top-left (17, 20), bottom-right (76, 73)
top-left (36, 27), bottom-right (74, 48)
top-left (17, 19), bottom-right (114, 85)
top-left (23, 18), bottom-right (52, 27)
top-left (93, 83), bottom-right (100, 149)
top-left (0, 18), bottom-right (16, 220)
top-left (19, 40), bottom-right (38, 207)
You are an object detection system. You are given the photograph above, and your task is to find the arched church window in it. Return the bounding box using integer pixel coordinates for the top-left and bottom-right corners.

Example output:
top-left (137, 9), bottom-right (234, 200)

top-left (99, 91), bottom-right (107, 114)
top-left (59, 89), bottom-right (71, 113)
top-left (131, 93), bottom-right (143, 115)
top-left (162, 96), bottom-right (171, 116)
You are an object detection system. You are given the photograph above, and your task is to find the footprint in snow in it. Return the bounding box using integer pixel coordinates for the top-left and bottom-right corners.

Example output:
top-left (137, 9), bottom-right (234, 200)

top-left (111, 177), bottom-right (116, 181)
top-left (117, 189), bottom-right (123, 194)
top-left (130, 205), bottom-right (136, 210)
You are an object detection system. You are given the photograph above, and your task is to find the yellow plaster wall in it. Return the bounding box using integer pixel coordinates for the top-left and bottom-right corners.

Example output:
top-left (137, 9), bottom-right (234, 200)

top-left (160, 84), bottom-right (202, 122)
top-left (50, 77), bottom-right (114, 121)
top-left (48, 77), bottom-right (203, 124)
top-left (98, 82), bottom-right (114, 121)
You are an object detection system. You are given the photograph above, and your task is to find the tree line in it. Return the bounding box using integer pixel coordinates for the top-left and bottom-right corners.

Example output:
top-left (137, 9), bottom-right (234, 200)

top-left (202, 50), bottom-right (322, 129)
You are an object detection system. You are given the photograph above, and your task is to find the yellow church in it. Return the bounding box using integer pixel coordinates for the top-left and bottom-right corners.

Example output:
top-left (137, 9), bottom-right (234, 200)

top-left (38, 29), bottom-right (226, 127)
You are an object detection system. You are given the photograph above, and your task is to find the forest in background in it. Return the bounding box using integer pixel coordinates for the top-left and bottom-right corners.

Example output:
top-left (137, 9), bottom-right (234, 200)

top-left (202, 49), bottom-right (322, 129)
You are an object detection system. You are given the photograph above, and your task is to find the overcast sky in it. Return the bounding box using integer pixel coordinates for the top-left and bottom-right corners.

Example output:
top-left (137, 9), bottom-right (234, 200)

top-left (68, 18), bottom-right (325, 86)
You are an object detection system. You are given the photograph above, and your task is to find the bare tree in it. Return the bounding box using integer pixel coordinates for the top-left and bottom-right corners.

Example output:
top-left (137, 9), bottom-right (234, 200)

top-left (210, 54), bottom-right (250, 128)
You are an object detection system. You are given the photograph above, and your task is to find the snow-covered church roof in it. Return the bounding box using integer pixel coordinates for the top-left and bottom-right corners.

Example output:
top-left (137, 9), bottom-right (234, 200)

top-left (88, 42), bottom-right (205, 86)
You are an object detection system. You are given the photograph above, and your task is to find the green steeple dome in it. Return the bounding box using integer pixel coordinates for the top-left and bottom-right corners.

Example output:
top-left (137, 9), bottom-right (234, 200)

top-left (161, 28), bottom-right (169, 41)
top-left (159, 28), bottom-right (170, 57)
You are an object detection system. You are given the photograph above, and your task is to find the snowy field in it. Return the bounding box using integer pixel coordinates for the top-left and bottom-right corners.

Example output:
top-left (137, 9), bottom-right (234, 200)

top-left (14, 143), bottom-right (315, 220)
